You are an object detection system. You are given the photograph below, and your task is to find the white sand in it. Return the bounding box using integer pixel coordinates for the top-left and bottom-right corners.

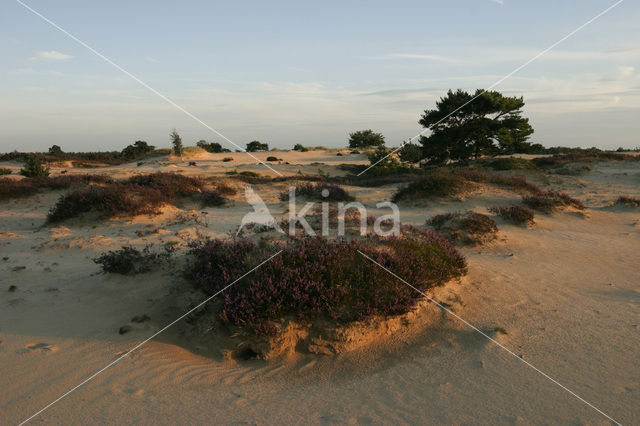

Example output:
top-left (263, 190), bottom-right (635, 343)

top-left (1, 151), bottom-right (639, 424)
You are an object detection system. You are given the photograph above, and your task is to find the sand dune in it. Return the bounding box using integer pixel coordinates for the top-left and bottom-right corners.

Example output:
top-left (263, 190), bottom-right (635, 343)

top-left (1, 152), bottom-right (639, 424)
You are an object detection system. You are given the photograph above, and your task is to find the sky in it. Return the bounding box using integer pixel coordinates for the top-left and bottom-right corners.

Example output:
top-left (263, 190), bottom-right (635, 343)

top-left (1, 0), bottom-right (639, 152)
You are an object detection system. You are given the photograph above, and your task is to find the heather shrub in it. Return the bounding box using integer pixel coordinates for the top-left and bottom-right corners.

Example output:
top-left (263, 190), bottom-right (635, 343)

top-left (201, 188), bottom-right (226, 206)
top-left (266, 156), bottom-right (279, 162)
top-left (222, 157), bottom-right (234, 162)
top-left (428, 211), bottom-right (498, 246)
top-left (616, 196), bottom-right (640, 207)
top-left (94, 245), bottom-right (175, 275)
top-left (213, 182), bottom-right (237, 196)
top-left (489, 205), bottom-right (535, 225)
top-left (0, 168), bottom-right (11, 175)
top-left (0, 178), bottom-right (38, 200)
top-left (185, 232), bottom-right (466, 335)
top-left (486, 174), bottom-right (542, 193)
top-left (522, 190), bottom-right (585, 213)
top-left (125, 172), bottom-right (203, 197)
top-left (280, 182), bottom-right (355, 202)
top-left (392, 170), bottom-right (473, 202)
top-left (47, 184), bottom-right (166, 222)
top-left (485, 157), bottom-right (536, 171)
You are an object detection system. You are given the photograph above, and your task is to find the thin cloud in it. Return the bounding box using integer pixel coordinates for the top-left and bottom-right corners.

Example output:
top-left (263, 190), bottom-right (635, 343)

top-left (365, 53), bottom-right (458, 63)
top-left (30, 50), bottom-right (72, 61)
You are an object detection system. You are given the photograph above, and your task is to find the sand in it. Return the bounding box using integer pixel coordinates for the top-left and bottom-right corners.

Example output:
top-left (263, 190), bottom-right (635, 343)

top-left (1, 151), bottom-right (639, 424)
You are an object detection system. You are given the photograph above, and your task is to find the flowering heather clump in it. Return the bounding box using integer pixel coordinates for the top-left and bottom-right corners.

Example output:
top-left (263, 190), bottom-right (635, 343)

top-left (522, 190), bottom-right (585, 213)
top-left (392, 170), bottom-right (474, 202)
top-left (213, 182), bottom-right (237, 196)
top-left (452, 168), bottom-right (485, 183)
top-left (616, 195), bottom-right (640, 207)
top-left (185, 233), bottom-right (466, 335)
top-left (488, 205), bottom-right (535, 226)
top-left (94, 245), bottom-right (175, 275)
top-left (125, 172), bottom-right (203, 197)
top-left (47, 184), bottom-right (166, 223)
top-left (46, 173), bottom-right (207, 222)
top-left (485, 174), bottom-right (542, 194)
top-left (0, 174), bottom-right (113, 201)
top-left (428, 211), bottom-right (498, 246)
top-left (201, 188), bottom-right (226, 207)
top-left (279, 182), bottom-right (355, 202)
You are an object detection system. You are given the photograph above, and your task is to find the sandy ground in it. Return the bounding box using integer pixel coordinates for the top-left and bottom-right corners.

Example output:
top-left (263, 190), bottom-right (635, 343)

top-left (1, 151), bottom-right (639, 424)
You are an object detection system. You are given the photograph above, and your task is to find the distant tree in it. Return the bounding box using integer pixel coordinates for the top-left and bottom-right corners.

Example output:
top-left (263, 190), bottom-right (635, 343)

top-left (348, 130), bottom-right (386, 148)
top-left (121, 140), bottom-right (155, 159)
top-left (20, 155), bottom-right (50, 177)
top-left (196, 140), bottom-right (224, 153)
top-left (419, 89), bottom-right (534, 164)
top-left (246, 141), bottom-right (269, 152)
top-left (398, 142), bottom-right (422, 163)
top-left (367, 146), bottom-right (399, 169)
top-left (48, 145), bottom-right (63, 156)
top-left (170, 129), bottom-right (183, 156)
top-left (293, 143), bottom-right (308, 152)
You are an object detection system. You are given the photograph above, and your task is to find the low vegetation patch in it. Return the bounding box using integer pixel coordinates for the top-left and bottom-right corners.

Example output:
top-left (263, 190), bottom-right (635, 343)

top-left (484, 157), bottom-right (536, 171)
top-left (488, 205), bottom-right (535, 226)
top-left (616, 195), bottom-right (640, 207)
top-left (392, 170), bottom-right (474, 202)
top-left (428, 211), bottom-right (498, 246)
top-left (94, 245), bottom-right (175, 275)
top-left (280, 182), bottom-right (354, 202)
top-left (0, 174), bottom-right (114, 201)
top-left (522, 190), bottom-right (585, 213)
top-left (46, 173), bottom-right (206, 222)
top-left (201, 188), bottom-right (226, 207)
top-left (185, 231), bottom-right (467, 335)
top-left (0, 168), bottom-right (11, 175)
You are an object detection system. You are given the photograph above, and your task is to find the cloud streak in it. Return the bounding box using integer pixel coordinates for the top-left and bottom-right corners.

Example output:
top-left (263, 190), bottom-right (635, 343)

top-left (30, 50), bottom-right (72, 61)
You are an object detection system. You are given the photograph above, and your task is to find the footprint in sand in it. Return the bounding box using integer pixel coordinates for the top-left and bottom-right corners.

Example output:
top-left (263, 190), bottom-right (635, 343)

top-left (24, 343), bottom-right (58, 353)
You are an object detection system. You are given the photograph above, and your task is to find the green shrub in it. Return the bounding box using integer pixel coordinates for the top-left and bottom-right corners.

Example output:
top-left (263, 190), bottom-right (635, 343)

top-left (398, 143), bottom-right (423, 163)
top-left (280, 182), bottom-right (354, 202)
top-left (488, 205), bottom-right (535, 225)
top-left (0, 168), bottom-right (11, 175)
top-left (266, 156), bottom-right (279, 162)
top-left (20, 156), bottom-right (50, 177)
top-left (293, 144), bottom-right (308, 152)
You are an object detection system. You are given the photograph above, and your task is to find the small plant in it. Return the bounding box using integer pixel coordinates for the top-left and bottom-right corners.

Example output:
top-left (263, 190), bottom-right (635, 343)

top-left (266, 156), bottom-right (279, 162)
top-left (392, 170), bottom-right (474, 202)
top-left (201, 188), bottom-right (226, 206)
top-left (0, 168), bottom-right (11, 175)
top-left (222, 157), bottom-right (234, 162)
top-left (94, 245), bottom-right (175, 275)
top-left (280, 182), bottom-right (354, 202)
top-left (170, 129), bottom-right (183, 156)
top-left (428, 211), bottom-right (498, 246)
top-left (293, 143), bottom-right (308, 152)
top-left (616, 195), bottom-right (640, 207)
top-left (213, 182), bottom-right (237, 196)
top-left (522, 191), bottom-right (585, 213)
top-left (20, 156), bottom-right (50, 177)
top-left (489, 205), bottom-right (535, 226)
top-left (493, 326), bottom-right (508, 335)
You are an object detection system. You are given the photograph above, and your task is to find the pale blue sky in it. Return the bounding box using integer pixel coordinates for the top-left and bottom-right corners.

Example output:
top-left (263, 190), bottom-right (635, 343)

top-left (1, 0), bottom-right (639, 152)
